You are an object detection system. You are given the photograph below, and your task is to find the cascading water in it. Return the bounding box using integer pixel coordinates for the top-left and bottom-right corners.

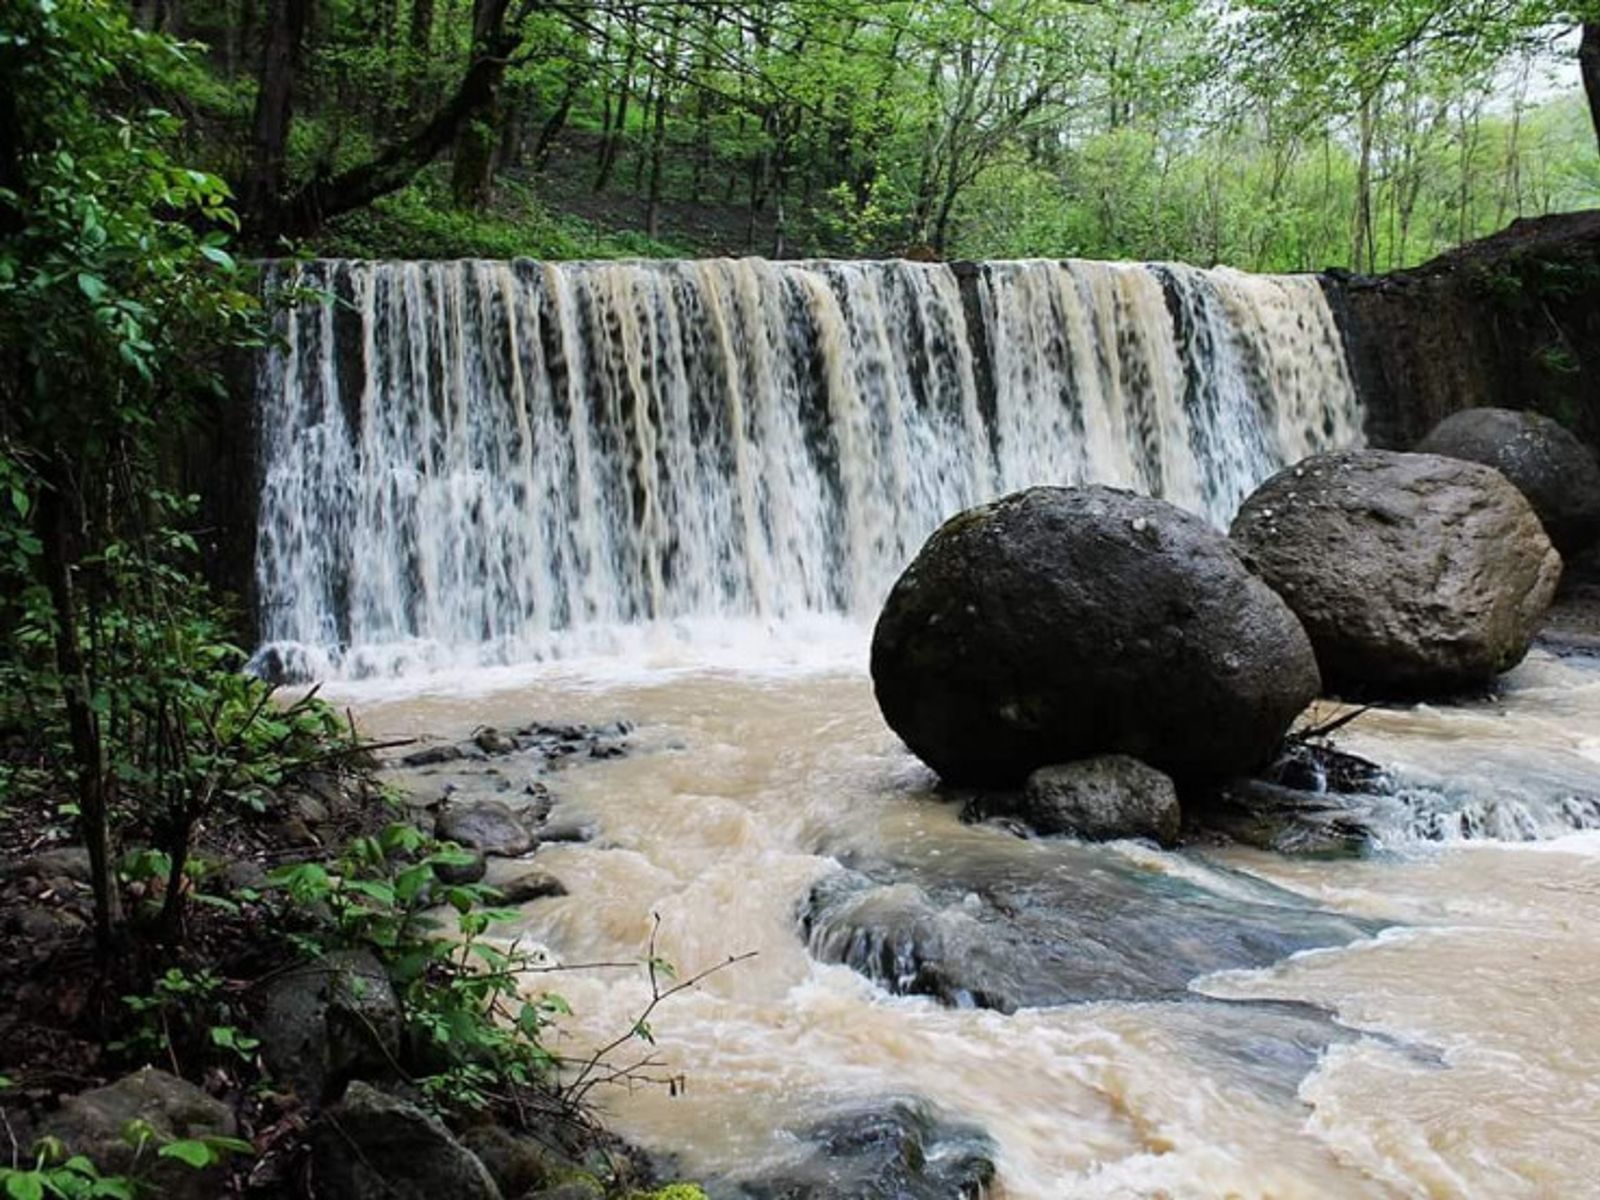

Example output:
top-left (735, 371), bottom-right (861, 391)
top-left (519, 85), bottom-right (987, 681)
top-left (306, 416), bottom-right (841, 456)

top-left (252, 257), bottom-right (1360, 678)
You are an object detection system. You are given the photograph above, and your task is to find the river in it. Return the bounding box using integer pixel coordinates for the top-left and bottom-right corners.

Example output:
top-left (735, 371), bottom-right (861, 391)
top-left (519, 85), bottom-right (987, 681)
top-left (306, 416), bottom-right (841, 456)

top-left (332, 635), bottom-right (1600, 1199)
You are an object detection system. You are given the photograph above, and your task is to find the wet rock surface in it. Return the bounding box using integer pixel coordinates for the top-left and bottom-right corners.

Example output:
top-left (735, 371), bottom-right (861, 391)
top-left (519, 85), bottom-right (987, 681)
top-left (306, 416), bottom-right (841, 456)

top-left (400, 721), bottom-right (632, 772)
top-left (387, 720), bottom-right (628, 887)
top-left (436, 798), bottom-right (543, 857)
top-left (716, 1100), bottom-right (995, 1200)
top-left (1232, 449), bottom-right (1562, 697)
top-left (258, 948), bottom-right (403, 1106)
top-left (485, 862), bottom-right (569, 904)
top-left (1196, 725), bottom-right (1600, 851)
top-left (310, 1081), bottom-right (503, 1200)
top-left (39, 1068), bottom-right (237, 1200)
top-left (1416, 406), bottom-right (1600, 554)
top-left (871, 486), bottom-right (1320, 787)
top-left (802, 833), bottom-right (1380, 1012)
top-left (1015, 756), bottom-right (1181, 843)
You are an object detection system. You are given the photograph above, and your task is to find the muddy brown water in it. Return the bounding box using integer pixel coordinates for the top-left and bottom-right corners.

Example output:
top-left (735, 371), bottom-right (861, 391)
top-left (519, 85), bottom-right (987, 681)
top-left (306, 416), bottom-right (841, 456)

top-left (339, 641), bottom-right (1600, 1199)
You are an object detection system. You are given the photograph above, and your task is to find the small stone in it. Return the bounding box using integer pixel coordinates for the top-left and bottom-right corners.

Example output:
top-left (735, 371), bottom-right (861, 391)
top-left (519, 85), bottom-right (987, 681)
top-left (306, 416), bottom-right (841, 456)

top-left (223, 859), bottom-right (271, 893)
top-left (473, 727), bottom-right (518, 756)
top-left (7, 905), bottom-right (87, 940)
top-left (292, 791), bottom-right (332, 825)
top-left (436, 799), bottom-right (539, 858)
top-left (433, 847), bottom-right (488, 886)
top-left (401, 744), bottom-right (465, 768)
top-left (487, 868), bottom-right (567, 905)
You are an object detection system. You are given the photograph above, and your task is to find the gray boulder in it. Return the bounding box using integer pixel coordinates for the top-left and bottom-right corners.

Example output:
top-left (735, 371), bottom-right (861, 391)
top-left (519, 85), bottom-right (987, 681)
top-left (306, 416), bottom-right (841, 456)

top-left (1021, 756), bottom-right (1180, 844)
top-left (259, 950), bottom-right (401, 1105)
top-left (1416, 407), bottom-right (1600, 554)
top-left (436, 799), bottom-right (539, 858)
top-left (39, 1068), bottom-right (236, 1200)
top-left (1232, 449), bottom-right (1562, 696)
top-left (310, 1082), bottom-right (501, 1200)
top-left (870, 486), bottom-right (1320, 786)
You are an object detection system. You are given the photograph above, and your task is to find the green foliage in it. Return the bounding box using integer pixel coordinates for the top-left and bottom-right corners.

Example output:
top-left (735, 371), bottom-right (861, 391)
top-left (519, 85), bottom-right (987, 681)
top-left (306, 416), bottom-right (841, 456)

top-left (111, 967), bottom-right (260, 1070)
top-left (320, 169), bottom-right (691, 262)
top-left (0, 1119), bottom-right (249, 1200)
top-left (0, 1), bottom-right (258, 431)
top-left (0, 0), bottom-right (282, 953)
top-left (217, 0), bottom-right (1600, 267)
top-left (0, 1154), bottom-right (135, 1200)
top-left (267, 822), bottom-right (569, 1115)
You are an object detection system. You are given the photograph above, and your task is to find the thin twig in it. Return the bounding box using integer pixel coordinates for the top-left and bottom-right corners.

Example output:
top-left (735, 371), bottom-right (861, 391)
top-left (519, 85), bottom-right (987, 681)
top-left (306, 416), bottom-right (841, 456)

top-left (1, 1104), bottom-right (19, 1170)
top-left (561, 912), bottom-right (756, 1105)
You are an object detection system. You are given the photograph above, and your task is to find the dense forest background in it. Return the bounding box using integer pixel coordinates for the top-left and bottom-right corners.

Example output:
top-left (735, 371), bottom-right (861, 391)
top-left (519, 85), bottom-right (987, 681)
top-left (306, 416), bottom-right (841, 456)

top-left (132, 0), bottom-right (1600, 271)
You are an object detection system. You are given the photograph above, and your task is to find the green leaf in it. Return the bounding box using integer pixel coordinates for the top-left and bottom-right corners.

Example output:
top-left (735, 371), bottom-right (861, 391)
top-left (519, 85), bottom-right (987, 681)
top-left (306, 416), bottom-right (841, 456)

top-left (4, 1173), bottom-right (45, 1200)
top-left (76, 272), bottom-right (106, 303)
top-left (198, 245), bottom-right (235, 271)
top-left (156, 1140), bottom-right (216, 1169)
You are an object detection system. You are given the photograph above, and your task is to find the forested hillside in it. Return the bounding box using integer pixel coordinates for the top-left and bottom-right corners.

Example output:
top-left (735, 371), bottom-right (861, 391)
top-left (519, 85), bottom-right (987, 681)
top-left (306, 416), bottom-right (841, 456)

top-left (142, 0), bottom-right (1600, 269)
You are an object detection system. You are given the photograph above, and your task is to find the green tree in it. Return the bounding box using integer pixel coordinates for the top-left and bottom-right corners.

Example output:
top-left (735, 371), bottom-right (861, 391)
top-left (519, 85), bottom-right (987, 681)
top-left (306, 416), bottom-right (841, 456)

top-left (0, 0), bottom-right (258, 953)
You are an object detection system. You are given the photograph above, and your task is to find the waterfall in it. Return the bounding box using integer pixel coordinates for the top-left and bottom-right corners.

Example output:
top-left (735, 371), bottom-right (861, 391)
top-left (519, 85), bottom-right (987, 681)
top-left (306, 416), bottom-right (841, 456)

top-left (252, 258), bottom-right (1362, 678)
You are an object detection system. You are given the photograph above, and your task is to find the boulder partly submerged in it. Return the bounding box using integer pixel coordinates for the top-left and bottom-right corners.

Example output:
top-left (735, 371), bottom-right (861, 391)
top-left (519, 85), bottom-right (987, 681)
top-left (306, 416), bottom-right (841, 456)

top-left (871, 486), bottom-right (1320, 787)
top-left (1231, 449), bottom-right (1562, 697)
top-left (1415, 406), bottom-right (1600, 555)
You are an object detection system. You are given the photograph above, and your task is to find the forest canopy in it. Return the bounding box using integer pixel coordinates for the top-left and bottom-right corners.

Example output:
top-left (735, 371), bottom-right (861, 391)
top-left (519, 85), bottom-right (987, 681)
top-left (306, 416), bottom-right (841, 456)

top-left (108, 0), bottom-right (1600, 272)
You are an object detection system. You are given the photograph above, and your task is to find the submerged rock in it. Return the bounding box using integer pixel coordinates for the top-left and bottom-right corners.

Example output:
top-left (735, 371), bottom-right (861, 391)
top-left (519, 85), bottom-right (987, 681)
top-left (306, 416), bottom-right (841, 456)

top-left (402, 743), bottom-right (468, 768)
top-left (802, 839), bottom-right (1378, 1012)
top-left (1232, 449), bottom-right (1562, 696)
top-left (513, 720), bottom-right (634, 765)
top-left (485, 864), bottom-right (568, 904)
top-left (1199, 779), bottom-right (1378, 857)
top-left (1416, 406), bottom-right (1600, 554)
top-left (725, 1100), bottom-right (993, 1200)
top-left (1018, 756), bottom-right (1180, 843)
top-left (871, 486), bottom-right (1319, 787)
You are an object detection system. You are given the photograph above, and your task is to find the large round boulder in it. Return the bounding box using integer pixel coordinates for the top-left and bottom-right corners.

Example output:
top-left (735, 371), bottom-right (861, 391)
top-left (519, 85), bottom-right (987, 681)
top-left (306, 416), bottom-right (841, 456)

top-left (1231, 449), bottom-right (1562, 697)
top-left (1415, 407), bottom-right (1600, 554)
top-left (870, 486), bottom-right (1320, 786)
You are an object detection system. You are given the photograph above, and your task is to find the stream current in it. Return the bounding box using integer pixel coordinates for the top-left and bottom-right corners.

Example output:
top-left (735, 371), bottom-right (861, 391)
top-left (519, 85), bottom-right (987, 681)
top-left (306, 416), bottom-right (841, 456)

top-left (340, 640), bottom-right (1600, 1199)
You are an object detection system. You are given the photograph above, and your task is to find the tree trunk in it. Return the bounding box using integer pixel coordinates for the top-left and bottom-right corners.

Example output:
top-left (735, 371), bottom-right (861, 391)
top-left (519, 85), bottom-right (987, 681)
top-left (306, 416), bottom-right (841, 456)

top-left (36, 471), bottom-right (122, 958)
top-left (244, 0), bottom-right (313, 239)
top-left (532, 72), bottom-right (579, 171)
top-left (495, 84), bottom-right (527, 174)
top-left (450, 0), bottom-right (512, 209)
top-left (646, 77), bottom-right (669, 238)
top-left (1582, 22), bottom-right (1600, 155)
top-left (409, 0), bottom-right (433, 54)
top-left (279, 0), bottom-right (515, 236)
top-left (595, 28), bottom-right (636, 192)
top-left (1352, 94), bottom-right (1375, 273)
